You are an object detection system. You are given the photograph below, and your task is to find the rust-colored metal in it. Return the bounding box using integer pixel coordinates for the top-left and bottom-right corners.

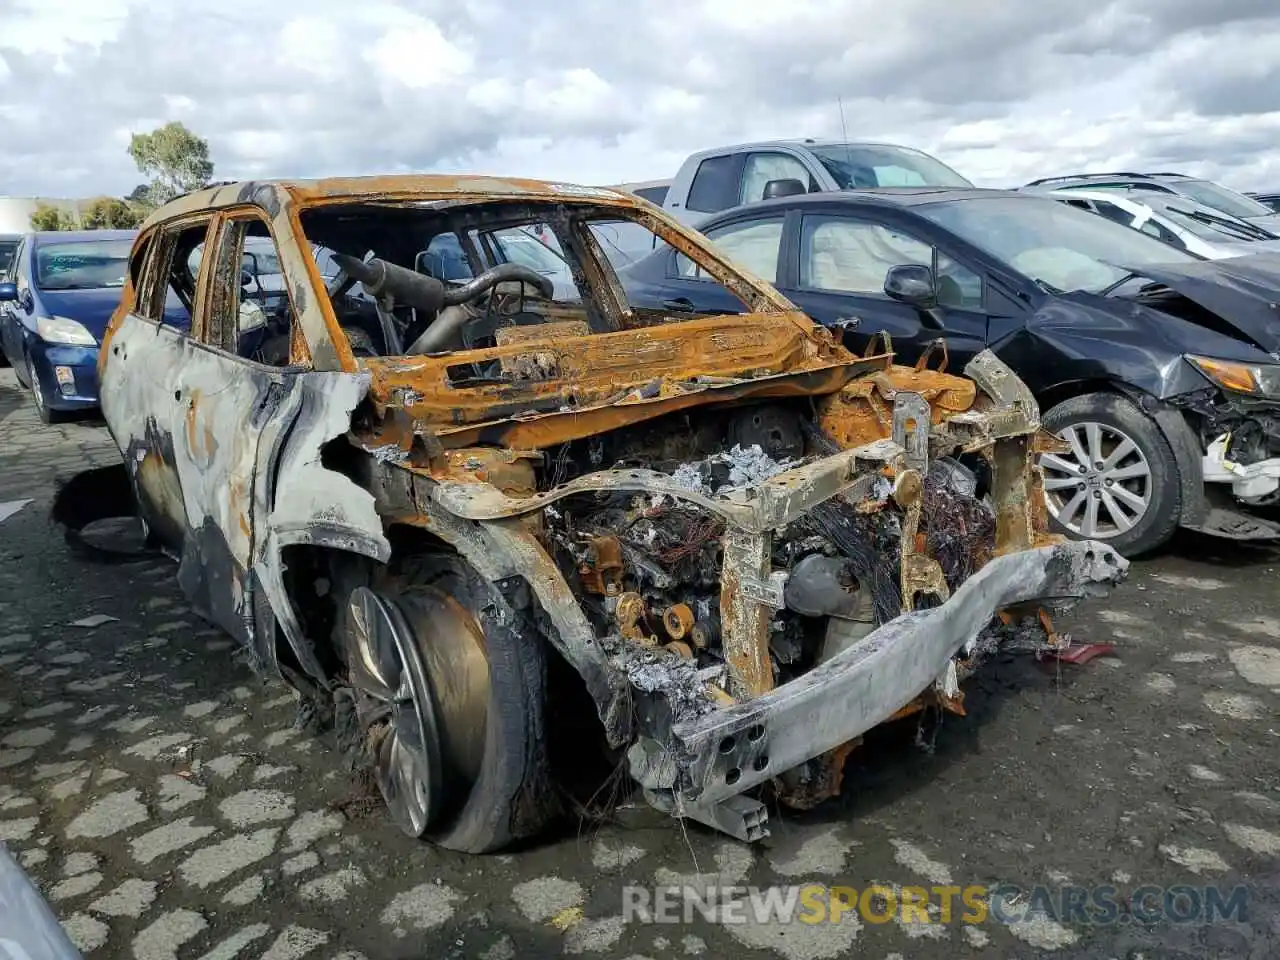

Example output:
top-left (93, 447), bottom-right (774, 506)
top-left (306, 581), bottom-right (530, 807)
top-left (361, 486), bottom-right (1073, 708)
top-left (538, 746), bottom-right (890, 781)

top-left (579, 535), bottom-right (624, 596)
top-left (361, 313), bottom-right (872, 451)
top-left (614, 592), bottom-right (655, 645)
top-left (1038, 608), bottom-right (1061, 646)
top-left (131, 174), bottom-right (809, 378)
top-left (775, 738), bottom-right (860, 811)
top-left (707, 685), bottom-right (736, 707)
top-left (892, 469), bottom-right (951, 610)
top-left (719, 530), bottom-right (776, 700)
top-left (939, 688), bottom-right (967, 716)
top-left (815, 365), bottom-right (977, 450)
top-left (889, 699), bottom-right (927, 721)
top-left (289, 319), bottom-right (312, 366)
top-left (431, 449), bottom-right (541, 497)
top-left (662, 603), bottom-right (695, 641)
top-left (888, 687), bottom-right (966, 721)
top-left (913, 338), bottom-right (949, 374)
top-left (495, 320), bottom-right (590, 378)
top-left (990, 435), bottom-right (1036, 556)
top-left (664, 640), bottom-right (694, 660)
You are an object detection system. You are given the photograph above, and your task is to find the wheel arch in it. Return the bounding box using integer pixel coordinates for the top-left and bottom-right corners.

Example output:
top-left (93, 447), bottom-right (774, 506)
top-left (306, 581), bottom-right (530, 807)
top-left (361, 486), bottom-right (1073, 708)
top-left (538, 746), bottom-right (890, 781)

top-left (258, 509), bottom-right (630, 751)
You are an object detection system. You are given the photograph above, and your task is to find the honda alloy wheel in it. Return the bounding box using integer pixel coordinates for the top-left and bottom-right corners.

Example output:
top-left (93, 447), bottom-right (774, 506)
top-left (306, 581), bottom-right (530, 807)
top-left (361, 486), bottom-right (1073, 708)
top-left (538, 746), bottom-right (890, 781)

top-left (1040, 393), bottom-right (1181, 556)
top-left (1040, 421), bottom-right (1152, 539)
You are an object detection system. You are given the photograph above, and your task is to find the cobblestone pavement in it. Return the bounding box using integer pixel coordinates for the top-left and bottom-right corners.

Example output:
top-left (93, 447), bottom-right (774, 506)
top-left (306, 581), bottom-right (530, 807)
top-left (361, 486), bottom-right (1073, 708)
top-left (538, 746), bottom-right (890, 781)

top-left (1, 366), bottom-right (1278, 960)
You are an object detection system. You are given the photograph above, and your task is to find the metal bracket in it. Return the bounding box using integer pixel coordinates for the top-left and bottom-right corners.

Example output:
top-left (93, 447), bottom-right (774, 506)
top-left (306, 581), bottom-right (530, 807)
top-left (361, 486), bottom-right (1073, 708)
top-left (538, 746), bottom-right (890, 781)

top-left (678, 794), bottom-right (770, 843)
top-left (739, 570), bottom-right (788, 608)
top-left (892, 391), bottom-right (931, 474)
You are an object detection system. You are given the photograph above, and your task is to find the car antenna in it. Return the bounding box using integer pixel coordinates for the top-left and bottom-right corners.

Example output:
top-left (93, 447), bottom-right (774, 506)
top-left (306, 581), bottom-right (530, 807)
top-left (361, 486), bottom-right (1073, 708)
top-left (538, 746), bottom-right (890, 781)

top-left (837, 97), bottom-right (853, 168)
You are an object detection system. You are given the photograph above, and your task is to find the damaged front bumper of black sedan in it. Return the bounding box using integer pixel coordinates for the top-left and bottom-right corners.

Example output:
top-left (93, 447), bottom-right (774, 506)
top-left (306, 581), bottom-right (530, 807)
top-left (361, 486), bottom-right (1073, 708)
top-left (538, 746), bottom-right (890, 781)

top-left (1169, 355), bottom-right (1280, 540)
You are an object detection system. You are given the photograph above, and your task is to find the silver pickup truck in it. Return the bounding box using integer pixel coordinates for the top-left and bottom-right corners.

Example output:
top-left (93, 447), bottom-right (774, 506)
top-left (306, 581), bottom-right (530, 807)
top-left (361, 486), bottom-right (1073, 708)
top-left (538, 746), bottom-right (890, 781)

top-left (604, 138), bottom-right (972, 261)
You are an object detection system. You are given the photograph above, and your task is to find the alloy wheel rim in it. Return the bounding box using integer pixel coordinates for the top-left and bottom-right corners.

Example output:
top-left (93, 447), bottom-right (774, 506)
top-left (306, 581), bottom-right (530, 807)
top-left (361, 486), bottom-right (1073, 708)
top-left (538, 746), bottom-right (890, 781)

top-left (343, 583), bottom-right (490, 837)
top-left (27, 357), bottom-right (43, 413)
top-left (344, 586), bottom-right (444, 836)
top-left (1039, 421), bottom-right (1152, 539)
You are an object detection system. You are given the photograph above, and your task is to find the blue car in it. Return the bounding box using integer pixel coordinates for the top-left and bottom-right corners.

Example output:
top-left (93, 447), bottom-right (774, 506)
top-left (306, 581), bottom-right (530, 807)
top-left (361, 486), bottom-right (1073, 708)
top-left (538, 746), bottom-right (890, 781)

top-left (0, 229), bottom-right (136, 422)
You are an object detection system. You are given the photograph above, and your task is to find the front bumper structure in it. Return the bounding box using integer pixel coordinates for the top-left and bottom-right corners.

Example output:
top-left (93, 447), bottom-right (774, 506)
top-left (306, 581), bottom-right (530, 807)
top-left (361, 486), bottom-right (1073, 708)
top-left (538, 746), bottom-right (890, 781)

top-left (628, 537), bottom-right (1126, 840)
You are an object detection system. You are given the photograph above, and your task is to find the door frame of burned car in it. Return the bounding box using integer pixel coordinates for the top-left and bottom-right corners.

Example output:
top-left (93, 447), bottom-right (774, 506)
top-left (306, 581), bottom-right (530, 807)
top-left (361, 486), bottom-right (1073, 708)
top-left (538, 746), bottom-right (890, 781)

top-left (95, 176), bottom-right (1125, 854)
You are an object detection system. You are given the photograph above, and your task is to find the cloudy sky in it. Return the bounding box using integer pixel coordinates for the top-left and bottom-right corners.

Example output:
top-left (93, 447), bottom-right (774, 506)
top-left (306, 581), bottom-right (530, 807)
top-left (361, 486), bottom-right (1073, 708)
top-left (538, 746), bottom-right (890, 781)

top-left (1, 0), bottom-right (1279, 198)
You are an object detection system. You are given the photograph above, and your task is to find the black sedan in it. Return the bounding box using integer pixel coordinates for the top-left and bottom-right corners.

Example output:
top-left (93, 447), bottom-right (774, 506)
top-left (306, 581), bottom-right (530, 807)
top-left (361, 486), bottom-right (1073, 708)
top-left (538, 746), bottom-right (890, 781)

top-left (619, 187), bottom-right (1280, 555)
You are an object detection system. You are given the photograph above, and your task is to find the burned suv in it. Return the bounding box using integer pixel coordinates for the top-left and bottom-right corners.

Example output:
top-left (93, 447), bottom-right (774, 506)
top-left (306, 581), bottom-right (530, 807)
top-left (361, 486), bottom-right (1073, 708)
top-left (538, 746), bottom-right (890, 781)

top-left (89, 176), bottom-right (1126, 852)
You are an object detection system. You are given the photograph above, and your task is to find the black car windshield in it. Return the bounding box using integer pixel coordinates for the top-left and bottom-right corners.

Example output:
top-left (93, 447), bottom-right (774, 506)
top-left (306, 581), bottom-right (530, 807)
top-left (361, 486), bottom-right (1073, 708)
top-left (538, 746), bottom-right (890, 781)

top-left (810, 144), bottom-right (973, 189)
top-left (918, 195), bottom-right (1197, 294)
top-left (35, 239), bottom-right (133, 290)
top-left (1174, 180), bottom-right (1273, 219)
top-left (0, 241), bottom-right (17, 274)
top-left (921, 197), bottom-right (1198, 295)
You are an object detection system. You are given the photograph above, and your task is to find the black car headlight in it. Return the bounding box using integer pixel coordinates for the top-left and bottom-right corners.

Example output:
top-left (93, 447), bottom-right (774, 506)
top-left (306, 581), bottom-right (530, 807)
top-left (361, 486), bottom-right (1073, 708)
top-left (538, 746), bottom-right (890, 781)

top-left (1187, 355), bottom-right (1280, 398)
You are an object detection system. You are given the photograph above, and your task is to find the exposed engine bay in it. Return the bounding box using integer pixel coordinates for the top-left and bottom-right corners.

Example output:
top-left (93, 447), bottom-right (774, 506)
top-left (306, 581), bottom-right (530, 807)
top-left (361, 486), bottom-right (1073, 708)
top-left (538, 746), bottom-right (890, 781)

top-left (538, 401), bottom-right (1002, 707)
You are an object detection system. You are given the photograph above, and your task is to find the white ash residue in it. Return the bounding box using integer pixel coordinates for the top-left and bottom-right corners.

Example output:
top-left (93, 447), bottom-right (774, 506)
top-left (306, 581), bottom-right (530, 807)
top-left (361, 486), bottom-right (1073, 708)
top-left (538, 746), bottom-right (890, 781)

top-left (606, 639), bottom-right (717, 720)
top-left (669, 444), bottom-right (796, 496)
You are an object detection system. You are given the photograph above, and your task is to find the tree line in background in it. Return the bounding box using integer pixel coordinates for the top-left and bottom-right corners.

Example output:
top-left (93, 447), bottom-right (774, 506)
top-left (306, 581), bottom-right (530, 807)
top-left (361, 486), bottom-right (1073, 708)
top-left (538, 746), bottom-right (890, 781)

top-left (29, 121), bottom-right (215, 231)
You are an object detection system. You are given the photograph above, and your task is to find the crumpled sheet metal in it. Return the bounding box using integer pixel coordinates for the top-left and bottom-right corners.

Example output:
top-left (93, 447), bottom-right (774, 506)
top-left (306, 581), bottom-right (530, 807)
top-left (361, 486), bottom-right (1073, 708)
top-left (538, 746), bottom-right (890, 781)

top-left (430, 439), bottom-right (895, 533)
top-left (102, 312), bottom-right (390, 687)
top-left (370, 349), bottom-right (876, 452)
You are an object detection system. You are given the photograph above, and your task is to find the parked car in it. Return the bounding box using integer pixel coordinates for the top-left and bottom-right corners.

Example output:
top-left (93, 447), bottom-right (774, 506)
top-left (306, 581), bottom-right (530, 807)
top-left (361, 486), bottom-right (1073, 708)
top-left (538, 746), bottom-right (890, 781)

top-left (619, 187), bottom-right (1280, 555)
top-left (1246, 190), bottom-right (1280, 214)
top-left (1020, 172), bottom-right (1280, 231)
top-left (0, 233), bottom-right (16, 367)
top-left (610, 178), bottom-right (670, 206)
top-left (605, 139), bottom-right (973, 262)
top-left (1044, 188), bottom-right (1280, 259)
top-left (64, 174), bottom-right (1123, 852)
top-left (0, 229), bottom-right (143, 422)
top-left (663, 140), bottom-right (973, 226)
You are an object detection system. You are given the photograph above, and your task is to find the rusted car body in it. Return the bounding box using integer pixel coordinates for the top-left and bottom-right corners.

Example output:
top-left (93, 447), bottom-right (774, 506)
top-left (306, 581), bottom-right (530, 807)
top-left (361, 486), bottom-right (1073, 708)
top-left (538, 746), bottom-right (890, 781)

top-left (91, 175), bottom-right (1126, 851)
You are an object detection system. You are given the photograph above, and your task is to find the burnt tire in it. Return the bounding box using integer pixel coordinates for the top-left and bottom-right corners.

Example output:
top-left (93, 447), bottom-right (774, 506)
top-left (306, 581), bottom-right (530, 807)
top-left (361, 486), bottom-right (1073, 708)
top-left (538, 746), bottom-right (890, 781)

top-left (337, 552), bottom-right (555, 853)
top-left (1040, 392), bottom-right (1181, 557)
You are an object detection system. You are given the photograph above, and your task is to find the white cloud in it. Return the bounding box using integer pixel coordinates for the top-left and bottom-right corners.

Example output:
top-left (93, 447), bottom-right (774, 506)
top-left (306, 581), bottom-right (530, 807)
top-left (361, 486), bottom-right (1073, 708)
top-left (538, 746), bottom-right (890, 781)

top-left (0, 0), bottom-right (1278, 197)
top-left (0, 0), bottom-right (133, 55)
top-left (364, 18), bottom-right (474, 89)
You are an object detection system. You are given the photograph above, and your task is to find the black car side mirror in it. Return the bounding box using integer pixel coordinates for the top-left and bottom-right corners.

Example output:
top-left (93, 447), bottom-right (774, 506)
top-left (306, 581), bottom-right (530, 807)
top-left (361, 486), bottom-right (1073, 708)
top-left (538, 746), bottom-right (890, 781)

top-left (762, 178), bottom-right (808, 200)
top-left (0, 281), bottom-right (16, 302)
top-left (884, 263), bottom-right (937, 305)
